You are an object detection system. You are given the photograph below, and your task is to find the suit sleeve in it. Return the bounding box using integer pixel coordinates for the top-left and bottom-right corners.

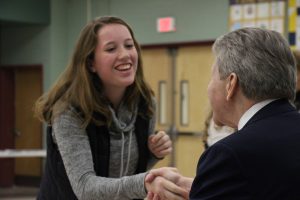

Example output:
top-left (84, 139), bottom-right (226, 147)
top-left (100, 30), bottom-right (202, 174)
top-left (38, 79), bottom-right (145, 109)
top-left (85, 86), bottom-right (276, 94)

top-left (190, 143), bottom-right (250, 200)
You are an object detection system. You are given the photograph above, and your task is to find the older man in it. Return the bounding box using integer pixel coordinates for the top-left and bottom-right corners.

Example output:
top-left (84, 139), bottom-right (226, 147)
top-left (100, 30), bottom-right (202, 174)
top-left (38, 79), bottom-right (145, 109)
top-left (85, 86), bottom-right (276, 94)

top-left (146, 28), bottom-right (300, 200)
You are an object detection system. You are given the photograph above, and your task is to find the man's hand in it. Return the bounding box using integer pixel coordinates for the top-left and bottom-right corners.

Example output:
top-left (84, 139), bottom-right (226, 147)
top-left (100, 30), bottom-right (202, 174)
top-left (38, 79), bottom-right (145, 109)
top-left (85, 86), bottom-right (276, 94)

top-left (145, 167), bottom-right (192, 200)
top-left (145, 173), bottom-right (188, 200)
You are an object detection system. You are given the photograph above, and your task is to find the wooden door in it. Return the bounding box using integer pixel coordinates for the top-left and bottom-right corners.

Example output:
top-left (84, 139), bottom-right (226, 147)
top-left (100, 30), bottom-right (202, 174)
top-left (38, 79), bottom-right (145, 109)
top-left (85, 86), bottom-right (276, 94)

top-left (14, 67), bottom-right (43, 178)
top-left (0, 68), bottom-right (15, 187)
top-left (175, 45), bottom-right (213, 176)
top-left (175, 135), bottom-right (204, 177)
top-left (141, 45), bottom-right (213, 176)
top-left (142, 48), bottom-right (172, 131)
top-left (142, 47), bottom-right (172, 168)
top-left (176, 45), bottom-right (213, 133)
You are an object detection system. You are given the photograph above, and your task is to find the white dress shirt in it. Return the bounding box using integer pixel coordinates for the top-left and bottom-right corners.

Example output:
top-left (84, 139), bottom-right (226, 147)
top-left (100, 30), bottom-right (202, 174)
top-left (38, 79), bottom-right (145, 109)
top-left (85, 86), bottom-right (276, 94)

top-left (238, 99), bottom-right (276, 130)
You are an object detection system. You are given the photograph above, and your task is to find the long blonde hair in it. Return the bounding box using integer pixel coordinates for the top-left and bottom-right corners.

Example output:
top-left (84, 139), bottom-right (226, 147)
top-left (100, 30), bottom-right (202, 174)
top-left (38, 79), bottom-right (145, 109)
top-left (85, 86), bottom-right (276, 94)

top-left (35, 16), bottom-right (154, 127)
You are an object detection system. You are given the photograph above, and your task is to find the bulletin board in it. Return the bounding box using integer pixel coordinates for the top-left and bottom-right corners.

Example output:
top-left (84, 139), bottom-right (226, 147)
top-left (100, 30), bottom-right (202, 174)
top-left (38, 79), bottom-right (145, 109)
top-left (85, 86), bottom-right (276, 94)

top-left (229, 0), bottom-right (286, 35)
top-left (288, 0), bottom-right (300, 50)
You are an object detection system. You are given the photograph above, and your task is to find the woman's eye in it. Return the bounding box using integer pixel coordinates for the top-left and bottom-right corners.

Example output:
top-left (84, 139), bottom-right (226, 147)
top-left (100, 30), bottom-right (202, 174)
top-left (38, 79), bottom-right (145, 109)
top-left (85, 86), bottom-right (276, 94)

top-left (125, 44), bottom-right (134, 49)
top-left (105, 47), bottom-right (115, 52)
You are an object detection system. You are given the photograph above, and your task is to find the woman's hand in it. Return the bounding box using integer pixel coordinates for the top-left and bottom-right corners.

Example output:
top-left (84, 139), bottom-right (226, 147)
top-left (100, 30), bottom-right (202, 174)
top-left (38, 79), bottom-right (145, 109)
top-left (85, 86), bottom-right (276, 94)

top-left (145, 167), bottom-right (190, 200)
top-left (148, 131), bottom-right (172, 159)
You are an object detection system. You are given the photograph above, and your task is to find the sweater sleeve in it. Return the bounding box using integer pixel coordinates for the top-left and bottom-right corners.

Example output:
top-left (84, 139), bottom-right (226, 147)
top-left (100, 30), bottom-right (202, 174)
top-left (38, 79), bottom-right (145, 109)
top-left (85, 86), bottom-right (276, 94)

top-left (52, 109), bottom-right (147, 200)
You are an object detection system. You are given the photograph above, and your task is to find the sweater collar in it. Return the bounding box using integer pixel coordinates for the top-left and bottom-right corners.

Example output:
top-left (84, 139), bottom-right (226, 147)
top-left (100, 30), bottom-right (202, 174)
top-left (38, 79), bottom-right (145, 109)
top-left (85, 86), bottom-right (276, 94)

top-left (108, 99), bottom-right (139, 133)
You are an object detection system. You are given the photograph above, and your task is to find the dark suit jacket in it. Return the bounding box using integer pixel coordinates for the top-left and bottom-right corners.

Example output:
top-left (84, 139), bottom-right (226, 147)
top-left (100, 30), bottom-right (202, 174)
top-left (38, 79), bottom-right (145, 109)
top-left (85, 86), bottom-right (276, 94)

top-left (190, 99), bottom-right (300, 200)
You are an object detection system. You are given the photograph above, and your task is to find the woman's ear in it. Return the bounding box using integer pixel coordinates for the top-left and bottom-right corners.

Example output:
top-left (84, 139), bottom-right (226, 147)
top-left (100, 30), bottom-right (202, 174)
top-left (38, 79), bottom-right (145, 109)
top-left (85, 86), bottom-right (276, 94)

top-left (88, 59), bottom-right (96, 72)
top-left (226, 73), bottom-right (238, 101)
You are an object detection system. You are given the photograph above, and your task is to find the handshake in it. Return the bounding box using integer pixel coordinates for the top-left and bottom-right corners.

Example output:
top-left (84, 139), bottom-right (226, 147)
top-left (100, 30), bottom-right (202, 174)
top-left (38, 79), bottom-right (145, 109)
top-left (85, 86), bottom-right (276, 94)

top-left (144, 167), bottom-right (194, 200)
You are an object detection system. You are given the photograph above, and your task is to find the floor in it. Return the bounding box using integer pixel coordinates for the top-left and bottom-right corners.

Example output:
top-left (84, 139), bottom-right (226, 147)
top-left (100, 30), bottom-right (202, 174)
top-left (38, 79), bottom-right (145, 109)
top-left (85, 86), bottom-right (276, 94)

top-left (0, 186), bottom-right (38, 200)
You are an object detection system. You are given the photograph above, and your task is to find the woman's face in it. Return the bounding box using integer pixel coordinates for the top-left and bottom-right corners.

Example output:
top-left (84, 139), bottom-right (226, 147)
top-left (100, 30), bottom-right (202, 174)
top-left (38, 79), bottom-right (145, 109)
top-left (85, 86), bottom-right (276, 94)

top-left (91, 24), bottom-right (138, 93)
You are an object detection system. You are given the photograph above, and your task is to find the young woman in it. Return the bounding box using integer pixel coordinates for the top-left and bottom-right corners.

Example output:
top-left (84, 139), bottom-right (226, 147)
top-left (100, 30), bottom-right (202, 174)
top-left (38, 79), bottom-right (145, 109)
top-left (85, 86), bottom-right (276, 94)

top-left (35, 16), bottom-right (172, 200)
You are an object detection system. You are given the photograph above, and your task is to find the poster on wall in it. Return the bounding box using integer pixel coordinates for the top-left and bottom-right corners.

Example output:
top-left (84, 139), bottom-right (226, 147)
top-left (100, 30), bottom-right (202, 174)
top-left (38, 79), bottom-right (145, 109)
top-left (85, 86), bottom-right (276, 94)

top-left (288, 0), bottom-right (300, 50)
top-left (229, 0), bottom-right (286, 35)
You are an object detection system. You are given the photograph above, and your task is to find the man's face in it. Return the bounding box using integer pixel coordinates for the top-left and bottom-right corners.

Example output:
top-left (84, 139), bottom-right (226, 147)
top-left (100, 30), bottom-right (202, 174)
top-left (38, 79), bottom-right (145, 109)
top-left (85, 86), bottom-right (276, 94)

top-left (207, 62), bottom-right (228, 126)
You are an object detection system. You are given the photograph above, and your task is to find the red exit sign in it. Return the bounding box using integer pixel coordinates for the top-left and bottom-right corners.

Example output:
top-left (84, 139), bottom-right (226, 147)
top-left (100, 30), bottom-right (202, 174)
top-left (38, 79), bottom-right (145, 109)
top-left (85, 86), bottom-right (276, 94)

top-left (157, 17), bottom-right (176, 33)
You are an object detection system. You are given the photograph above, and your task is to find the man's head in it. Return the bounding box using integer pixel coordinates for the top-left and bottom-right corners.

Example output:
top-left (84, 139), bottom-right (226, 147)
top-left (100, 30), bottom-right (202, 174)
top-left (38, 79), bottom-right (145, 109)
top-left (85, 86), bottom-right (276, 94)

top-left (208, 27), bottom-right (296, 127)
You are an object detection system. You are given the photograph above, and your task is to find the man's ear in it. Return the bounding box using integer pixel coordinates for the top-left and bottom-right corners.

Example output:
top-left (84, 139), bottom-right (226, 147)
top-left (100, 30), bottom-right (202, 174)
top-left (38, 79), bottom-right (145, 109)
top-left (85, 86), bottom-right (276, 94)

top-left (226, 73), bottom-right (238, 101)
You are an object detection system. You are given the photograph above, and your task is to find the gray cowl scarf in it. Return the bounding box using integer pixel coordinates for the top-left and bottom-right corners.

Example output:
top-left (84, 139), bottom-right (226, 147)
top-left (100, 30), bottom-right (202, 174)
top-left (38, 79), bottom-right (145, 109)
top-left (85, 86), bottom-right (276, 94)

top-left (108, 100), bottom-right (139, 177)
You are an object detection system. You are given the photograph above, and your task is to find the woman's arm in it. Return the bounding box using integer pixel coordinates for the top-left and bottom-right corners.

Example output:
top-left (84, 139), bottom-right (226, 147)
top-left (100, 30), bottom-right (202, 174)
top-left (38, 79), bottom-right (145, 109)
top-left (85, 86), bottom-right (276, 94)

top-left (53, 109), bottom-right (147, 200)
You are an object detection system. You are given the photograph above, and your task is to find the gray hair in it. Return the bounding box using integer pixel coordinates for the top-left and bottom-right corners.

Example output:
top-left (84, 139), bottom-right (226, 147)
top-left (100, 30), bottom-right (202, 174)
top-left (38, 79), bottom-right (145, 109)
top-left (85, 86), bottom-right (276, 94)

top-left (212, 27), bottom-right (296, 101)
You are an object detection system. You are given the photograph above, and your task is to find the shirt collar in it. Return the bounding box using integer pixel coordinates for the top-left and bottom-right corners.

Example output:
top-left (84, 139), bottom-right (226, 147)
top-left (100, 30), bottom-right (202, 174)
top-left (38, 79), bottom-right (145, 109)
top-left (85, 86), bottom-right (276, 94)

top-left (238, 99), bottom-right (276, 130)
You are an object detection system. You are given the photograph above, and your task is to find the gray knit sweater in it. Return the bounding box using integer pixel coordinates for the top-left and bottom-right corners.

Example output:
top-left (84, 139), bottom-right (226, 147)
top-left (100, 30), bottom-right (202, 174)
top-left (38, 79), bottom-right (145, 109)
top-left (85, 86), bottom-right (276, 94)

top-left (52, 100), bottom-right (157, 200)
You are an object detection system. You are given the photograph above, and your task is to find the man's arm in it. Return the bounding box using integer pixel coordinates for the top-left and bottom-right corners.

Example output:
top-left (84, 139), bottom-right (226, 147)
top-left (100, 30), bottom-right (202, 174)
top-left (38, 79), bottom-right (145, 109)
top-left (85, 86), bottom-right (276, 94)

top-left (190, 143), bottom-right (249, 199)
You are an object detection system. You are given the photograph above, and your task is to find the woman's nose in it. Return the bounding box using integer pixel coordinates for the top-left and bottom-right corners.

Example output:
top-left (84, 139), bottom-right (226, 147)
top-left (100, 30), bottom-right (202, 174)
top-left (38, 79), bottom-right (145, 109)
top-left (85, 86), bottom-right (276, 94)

top-left (118, 47), bottom-right (130, 59)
